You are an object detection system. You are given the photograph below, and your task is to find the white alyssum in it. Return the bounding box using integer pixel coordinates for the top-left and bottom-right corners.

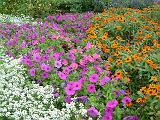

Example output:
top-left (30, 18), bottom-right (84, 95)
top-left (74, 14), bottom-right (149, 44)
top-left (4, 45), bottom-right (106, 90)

top-left (0, 13), bottom-right (37, 26)
top-left (0, 45), bottom-right (87, 120)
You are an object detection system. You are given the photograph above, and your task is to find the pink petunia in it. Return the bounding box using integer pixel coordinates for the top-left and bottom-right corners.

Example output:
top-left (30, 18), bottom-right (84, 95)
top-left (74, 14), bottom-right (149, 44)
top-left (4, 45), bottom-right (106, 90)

top-left (87, 55), bottom-right (94, 63)
top-left (87, 84), bottom-right (96, 93)
top-left (61, 59), bottom-right (68, 66)
top-left (63, 67), bottom-right (70, 74)
top-left (65, 85), bottom-right (75, 96)
top-left (54, 60), bottom-right (62, 68)
top-left (89, 73), bottom-right (99, 83)
top-left (28, 68), bottom-right (36, 76)
top-left (32, 53), bottom-right (41, 62)
top-left (40, 72), bottom-right (48, 78)
top-left (92, 54), bottom-right (100, 59)
top-left (70, 63), bottom-right (78, 70)
top-left (51, 52), bottom-right (59, 60)
top-left (106, 99), bottom-right (118, 109)
top-left (58, 71), bottom-right (67, 80)
top-left (23, 58), bottom-right (33, 67)
top-left (40, 64), bottom-right (51, 72)
top-left (85, 42), bottom-right (93, 50)
top-left (73, 81), bottom-right (82, 91)
top-left (69, 49), bottom-right (77, 54)
top-left (65, 37), bottom-right (70, 42)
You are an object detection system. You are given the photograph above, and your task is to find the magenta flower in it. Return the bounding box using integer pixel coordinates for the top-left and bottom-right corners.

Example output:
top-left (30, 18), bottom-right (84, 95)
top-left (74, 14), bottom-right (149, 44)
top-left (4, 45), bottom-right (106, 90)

top-left (63, 67), bottom-right (70, 74)
top-left (87, 55), bottom-right (94, 63)
top-left (23, 58), bottom-right (33, 67)
top-left (102, 115), bottom-right (112, 120)
top-left (58, 71), bottom-right (67, 80)
top-left (78, 77), bottom-right (86, 83)
top-left (73, 81), bottom-right (82, 91)
top-left (87, 107), bottom-right (98, 118)
top-left (32, 53), bottom-right (41, 62)
top-left (100, 76), bottom-right (111, 86)
top-left (28, 68), bottom-right (36, 76)
top-left (51, 53), bottom-right (59, 60)
top-left (40, 72), bottom-right (48, 78)
top-left (70, 63), bottom-right (78, 70)
top-left (85, 42), bottom-right (93, 50)
top-left (106, 99), bottom-right (118, 109)
top-left (61, 59), bottom-right (68, 66)
top-left (65, 85), bottom-right (75, 96)
top-left (54, 60), bottom-right (62, 68)
top-left (40, 64), bottom-right (51, 72)
top-left (64, 96), bottom-right (72, 104)
top-left (79, 59), bottom-right (86, 66)
top-left (92, 54), bottom-right (100, 59)
top-left (89, 73), bottom-right (99, 83)
top-left (87, 84), bottom-right (96, 93)
top-left (42, 55), bottom-right (49, 61)
top-left (122, 96), bottom-right (132, 104)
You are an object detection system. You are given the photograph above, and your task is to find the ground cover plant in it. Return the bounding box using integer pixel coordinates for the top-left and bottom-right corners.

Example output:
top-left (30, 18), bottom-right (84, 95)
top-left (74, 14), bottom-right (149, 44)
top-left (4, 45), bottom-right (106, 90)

top-left (0, 2), bottom-right (160, 120)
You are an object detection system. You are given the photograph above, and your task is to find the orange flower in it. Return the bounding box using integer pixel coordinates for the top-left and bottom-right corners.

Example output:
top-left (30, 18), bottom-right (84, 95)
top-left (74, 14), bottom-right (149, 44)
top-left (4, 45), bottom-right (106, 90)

top-left (108, 57), bottom-right (113, 62)
top-left (151, 76), bottom-right (158, 82)
top-left (115, 26), bottom-right (122, 30)
top-left (116, 59), bottom-right (122, 65)
top-left (132, 54), bottom-right (139, 61)
top-left (104, 32), bottom-right (108, 36)
top-left (115, 70), bottom-right (123, 79)
top-left (144, 34), bottom-right (152, 38)
top-left (146, 89), bottom-right (157, 96)
top-left (116, 36), bottom-right (122, 40)
top-left (146, 59), bottom-right (153, 64)
top-left (156, 44), bottom-right (160, 48)
top-left (149, 84), bottom-right (156, 89)
top-left (137, 30), bottom-right (143, 34)
top-left (150, 63), bottom-right (157, 69)
top-left (156, 84), bottom-right (160, 90)
top-left (126, 102), bottom-right (132, 107)
top-left (111, 43), bottom-right (117, 49)
top-left (140, 86), bottom-right (147, 94)
top-left (101, 35), bottom-right (107, 40)
top-left (124, 56), bottom-right (132, 63)
top-left (156, 31), bottom-right (160, 35)
top-left (136, 98), bottom-right (144, 103)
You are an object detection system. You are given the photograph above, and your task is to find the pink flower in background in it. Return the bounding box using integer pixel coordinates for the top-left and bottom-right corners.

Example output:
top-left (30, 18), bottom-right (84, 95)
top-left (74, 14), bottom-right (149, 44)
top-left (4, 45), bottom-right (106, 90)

top-left (89, 73), bottom-right (99, 83)
top-left (58, 71), bottom-right (67, 80)
top-left (40, 36), bottom-right (44, 43)
top-left (54, 60), bottom-right (62, 68)
top-left (87, 84), bottom-right (96, 93)
top-left (70, 63), bottom-right (78, 70)
top-left (40, 72), bottom-right (48, 78)
top-left (65, 37), bottom-right (70, 42)
top-left (106, 99), bottom-right (118, 109)
top-left (87, 107), bottom-right (98, 118)
top-left (79, 59), bottom-right (86, 66)
top-left (122, 96), bottom-right (132, 104)
top-left (28, 68), bottom-right (36, 76)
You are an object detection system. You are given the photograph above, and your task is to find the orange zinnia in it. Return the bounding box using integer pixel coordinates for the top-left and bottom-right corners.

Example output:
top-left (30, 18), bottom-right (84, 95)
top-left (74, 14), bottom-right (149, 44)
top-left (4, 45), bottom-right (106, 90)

top-left (116, 59), bottom-right (122, 65)
top-left (146, 59), bottom-right (153, 64)
top-left (150, 63), bottom-right (157, 69)
top-left (132, 54), bottom-right (139, 61)
top-left (156, 84), bottom-right (160, 90)
top-left (151, 76), bottom-right (158, 82)
top-left (124, 56), bottom-right (132, 63)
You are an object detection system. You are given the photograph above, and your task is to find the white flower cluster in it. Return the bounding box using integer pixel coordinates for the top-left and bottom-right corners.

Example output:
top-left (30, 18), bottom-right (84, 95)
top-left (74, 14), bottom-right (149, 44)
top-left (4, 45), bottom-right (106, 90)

top-left (0, 14), bottom-right (36, 26)
top-left (0, 46), bottom-right (87, 120)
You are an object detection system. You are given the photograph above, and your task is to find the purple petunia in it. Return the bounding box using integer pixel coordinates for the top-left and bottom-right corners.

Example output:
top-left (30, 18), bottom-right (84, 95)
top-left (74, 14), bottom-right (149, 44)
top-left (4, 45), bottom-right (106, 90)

top-left (40, 72), bottom-right (48, 78)
top-left (87, 84), bottom-right (96, 93)
top-left (122, 96), bottom-right (132, 105)
top-left (106, 99), bottom-right (118, 109)
top-left (89, 73), bottom-right (99, 83)
top-left (58, 71), bottom-right (67, 80)
top-left (87, 107), bottom-right (98, 118)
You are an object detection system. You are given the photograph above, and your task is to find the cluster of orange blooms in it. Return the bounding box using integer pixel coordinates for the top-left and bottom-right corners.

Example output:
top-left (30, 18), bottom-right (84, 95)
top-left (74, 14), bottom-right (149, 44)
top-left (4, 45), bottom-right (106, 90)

top-left (85, 6), bottom-right (160, 104)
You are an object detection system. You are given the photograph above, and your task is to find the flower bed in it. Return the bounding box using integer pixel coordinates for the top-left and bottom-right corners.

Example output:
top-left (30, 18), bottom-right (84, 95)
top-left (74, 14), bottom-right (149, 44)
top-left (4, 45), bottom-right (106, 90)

top-left (0, 4), bottom-right (160, 120)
